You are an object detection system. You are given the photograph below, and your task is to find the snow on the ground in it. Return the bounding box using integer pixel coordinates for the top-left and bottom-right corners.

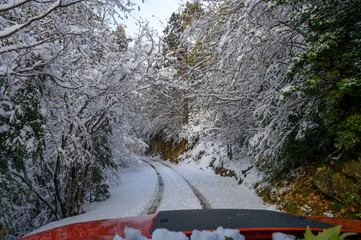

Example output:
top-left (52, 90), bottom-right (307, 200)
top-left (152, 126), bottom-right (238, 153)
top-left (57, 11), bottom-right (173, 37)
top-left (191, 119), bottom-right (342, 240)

top-left (151, 160), bottom-right (203, 211)
top-left (27, 152), bottom-right (275, 237)
top-left (177, 140), bottom-right (267, 189)
top-left (150, 156), bottom-right (276, 211)
top-left (28, 162), bottom-right (158, 235)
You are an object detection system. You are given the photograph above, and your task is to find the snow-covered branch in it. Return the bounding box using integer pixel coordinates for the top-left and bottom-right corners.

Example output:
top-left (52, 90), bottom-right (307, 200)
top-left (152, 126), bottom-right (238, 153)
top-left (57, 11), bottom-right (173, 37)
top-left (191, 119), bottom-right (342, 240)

top-left (0, 1), bottom-right (61, 39)
top-left (0, 0), bottom-right (87, 39)
top-left (0, 0), bottom-right (31, 12)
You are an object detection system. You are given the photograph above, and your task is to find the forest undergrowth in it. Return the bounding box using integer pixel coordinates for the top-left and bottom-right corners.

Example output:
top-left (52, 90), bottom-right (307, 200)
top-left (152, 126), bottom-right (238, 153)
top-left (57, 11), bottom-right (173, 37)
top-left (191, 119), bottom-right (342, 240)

top-left (257, 164), bottom-right (361, 220)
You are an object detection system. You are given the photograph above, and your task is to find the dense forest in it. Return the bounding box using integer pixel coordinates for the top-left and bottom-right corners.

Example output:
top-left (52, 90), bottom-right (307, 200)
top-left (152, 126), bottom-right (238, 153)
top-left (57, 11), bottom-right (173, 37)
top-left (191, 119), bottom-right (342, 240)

top-left (0, 0), bottom-right (360, 239)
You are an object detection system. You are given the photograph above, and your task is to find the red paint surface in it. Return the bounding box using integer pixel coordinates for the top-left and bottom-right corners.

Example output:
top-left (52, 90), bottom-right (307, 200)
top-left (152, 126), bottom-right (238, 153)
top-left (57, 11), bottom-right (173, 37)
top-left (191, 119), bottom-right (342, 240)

top-left (18, 214), bottom-right (157, 240)
top-left (307, 216), bottom-right (361, 232)
top-left (18, 214), bottom-right (361, 239)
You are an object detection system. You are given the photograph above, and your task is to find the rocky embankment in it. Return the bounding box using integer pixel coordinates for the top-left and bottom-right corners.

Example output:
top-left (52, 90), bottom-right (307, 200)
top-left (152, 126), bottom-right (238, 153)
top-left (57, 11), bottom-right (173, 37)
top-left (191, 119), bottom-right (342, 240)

top-left (314, 151), bottom-right (361, 205)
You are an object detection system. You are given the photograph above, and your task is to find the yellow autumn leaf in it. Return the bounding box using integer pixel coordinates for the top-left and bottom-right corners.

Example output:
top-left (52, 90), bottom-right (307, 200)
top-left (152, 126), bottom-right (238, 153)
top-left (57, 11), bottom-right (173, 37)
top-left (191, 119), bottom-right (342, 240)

top-left (0, 227), bottom-right (8, 235)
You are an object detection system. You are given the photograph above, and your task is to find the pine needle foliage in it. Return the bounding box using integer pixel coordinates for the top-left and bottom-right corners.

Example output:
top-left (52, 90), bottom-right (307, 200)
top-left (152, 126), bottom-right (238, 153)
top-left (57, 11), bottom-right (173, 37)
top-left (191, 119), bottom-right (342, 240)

top-left (286, 0), bottom-right (361, 151)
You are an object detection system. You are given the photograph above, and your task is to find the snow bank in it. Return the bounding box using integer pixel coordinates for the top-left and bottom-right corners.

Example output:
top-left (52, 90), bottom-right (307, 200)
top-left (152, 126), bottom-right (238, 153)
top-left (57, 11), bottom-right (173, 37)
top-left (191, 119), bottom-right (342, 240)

top-left (176, 139), bottom-right (266, 189)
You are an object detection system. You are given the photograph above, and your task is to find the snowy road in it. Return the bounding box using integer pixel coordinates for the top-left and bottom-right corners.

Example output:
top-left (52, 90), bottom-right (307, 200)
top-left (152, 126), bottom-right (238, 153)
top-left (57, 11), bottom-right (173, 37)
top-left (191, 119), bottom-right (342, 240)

top-left (157, 160), bottom-right (212, 209)
top-left (141, 159), bottom-right (211, 214)
top-left (140, 160), bottom-right (165, 215)
top-left (29, 156), bottom-right (276, 236)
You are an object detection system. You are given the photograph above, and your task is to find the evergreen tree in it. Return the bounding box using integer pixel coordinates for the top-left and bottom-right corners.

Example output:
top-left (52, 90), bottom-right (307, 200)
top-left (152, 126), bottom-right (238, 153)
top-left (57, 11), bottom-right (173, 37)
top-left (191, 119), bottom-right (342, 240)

top-left (287, 0), bottom-right (361, 151)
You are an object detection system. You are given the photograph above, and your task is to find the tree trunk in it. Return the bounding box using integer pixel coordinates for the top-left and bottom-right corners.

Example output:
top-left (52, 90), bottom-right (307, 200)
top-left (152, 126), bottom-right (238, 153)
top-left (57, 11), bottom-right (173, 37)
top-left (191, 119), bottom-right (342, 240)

top-left (183, 96), bottom-right (189, 125)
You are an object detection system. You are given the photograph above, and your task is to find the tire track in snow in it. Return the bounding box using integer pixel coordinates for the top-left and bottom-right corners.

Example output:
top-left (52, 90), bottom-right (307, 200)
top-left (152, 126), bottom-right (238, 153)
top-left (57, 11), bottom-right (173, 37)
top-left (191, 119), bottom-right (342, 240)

top-left (140, 160), bottom-right (164, 215)
top-left (155, 160), bottom-right (212, 209)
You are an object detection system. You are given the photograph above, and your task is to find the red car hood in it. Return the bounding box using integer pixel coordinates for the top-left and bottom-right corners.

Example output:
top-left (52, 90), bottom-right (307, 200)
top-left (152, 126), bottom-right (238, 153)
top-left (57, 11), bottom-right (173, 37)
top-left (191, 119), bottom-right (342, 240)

top-left (19, 209), bottom-right (361, 240)
top-left (19, 214), bottom-right (156, 240)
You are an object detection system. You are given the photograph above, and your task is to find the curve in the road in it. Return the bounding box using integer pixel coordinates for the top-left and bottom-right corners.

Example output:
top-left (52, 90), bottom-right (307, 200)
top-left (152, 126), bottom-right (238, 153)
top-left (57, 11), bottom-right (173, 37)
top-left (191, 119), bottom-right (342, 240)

top-left (156, 161), bottom-right (212, 209)
top-left (140, 160), bottom-right (165, 215)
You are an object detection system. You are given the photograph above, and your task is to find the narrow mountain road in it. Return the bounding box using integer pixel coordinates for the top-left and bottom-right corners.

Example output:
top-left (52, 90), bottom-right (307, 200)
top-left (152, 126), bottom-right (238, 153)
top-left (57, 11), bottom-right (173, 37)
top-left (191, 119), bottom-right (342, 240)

top-left (155, 160), bottom-right (212, 209)
top-left (151, 157), bottom-right (274, 210)
top-left (28, 156), bottom-right (275, 236)
top-left (141, 158), bottom-right (211, 215)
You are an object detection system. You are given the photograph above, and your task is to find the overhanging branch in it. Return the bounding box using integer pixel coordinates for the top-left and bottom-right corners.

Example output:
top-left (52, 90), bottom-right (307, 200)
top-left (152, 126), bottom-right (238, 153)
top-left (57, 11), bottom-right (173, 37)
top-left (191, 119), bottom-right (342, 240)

top-left (0, 0), bottom-right (84, 39)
